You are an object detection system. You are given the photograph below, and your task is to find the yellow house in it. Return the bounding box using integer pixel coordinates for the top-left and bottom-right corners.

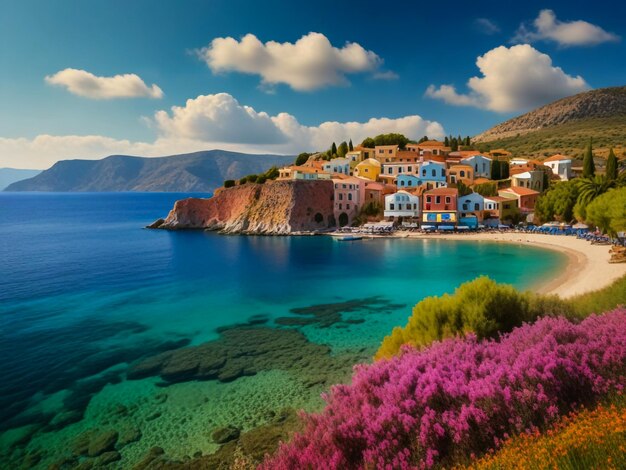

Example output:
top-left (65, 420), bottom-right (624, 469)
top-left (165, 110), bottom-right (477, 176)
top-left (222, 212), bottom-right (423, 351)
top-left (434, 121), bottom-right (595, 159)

top-left (354, 158), bottom-right (381, 181)
top-left (447, 164), bottom-right (474, 185)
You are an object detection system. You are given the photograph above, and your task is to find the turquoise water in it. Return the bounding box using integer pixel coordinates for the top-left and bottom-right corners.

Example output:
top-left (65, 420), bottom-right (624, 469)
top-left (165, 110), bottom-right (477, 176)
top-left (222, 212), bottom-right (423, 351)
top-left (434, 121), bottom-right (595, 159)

top-left (0, 193), bottom-right (566, 467)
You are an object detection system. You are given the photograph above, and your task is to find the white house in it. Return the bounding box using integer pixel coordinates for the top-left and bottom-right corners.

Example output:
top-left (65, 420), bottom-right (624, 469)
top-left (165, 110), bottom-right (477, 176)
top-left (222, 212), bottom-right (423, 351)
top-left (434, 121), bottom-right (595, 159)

top-left (543, 154), bottom-right (573, 181)
top-left (323, 158), bottom-right (351, 175)
top-left (460, 154), bottom-right (492, 178)
top-left (511, 170), bottom-right (544, 192)
top-left (384, 191), bottom-right (420, 219)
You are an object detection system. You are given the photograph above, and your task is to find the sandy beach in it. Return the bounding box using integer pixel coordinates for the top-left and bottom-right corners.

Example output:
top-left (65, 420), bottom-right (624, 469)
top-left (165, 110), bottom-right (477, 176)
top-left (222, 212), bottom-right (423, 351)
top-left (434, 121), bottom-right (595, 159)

top-left (404, 232), bottom-right (626, 298)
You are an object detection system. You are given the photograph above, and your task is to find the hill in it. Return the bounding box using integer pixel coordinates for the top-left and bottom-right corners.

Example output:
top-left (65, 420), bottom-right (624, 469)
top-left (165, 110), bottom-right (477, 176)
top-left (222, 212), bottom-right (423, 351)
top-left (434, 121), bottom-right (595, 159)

top-left (4, 150), bottom-right (294, 192)
top-left (0, 168), bottom-right (42, 190)
top-left (473, 86), bottom-right (626, 158)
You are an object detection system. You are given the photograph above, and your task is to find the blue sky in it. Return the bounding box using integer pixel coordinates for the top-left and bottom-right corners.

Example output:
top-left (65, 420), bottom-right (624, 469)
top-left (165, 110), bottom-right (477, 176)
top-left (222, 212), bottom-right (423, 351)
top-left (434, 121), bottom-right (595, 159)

top-left (0, 0), bottom-right (624, 168)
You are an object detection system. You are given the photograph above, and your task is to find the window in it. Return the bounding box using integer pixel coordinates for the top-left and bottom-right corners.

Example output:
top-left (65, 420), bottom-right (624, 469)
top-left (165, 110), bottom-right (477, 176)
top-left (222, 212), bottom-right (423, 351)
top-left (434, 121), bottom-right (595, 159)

top-left (390, 203), bottom-right (395, 210)
top-left (436, 196), bottom-right (441, 204)
top-left (432, 170), bottom-right (436, 177)
top-left (346, 204), bottom-right (350, 209)
top-left (463, 203), bottom-right (468, 210)
top-left (422, 169), bottom-right (426, 176)
top-left (426, 196), bottom-right (431, 203)
top-left (474, 203), bottom-right (479, 210)
top-left (389, 149), bottom-right (392, 154)
top-left (445, 196), bottom-right (451, 204)
top-left (342, 184), bottom-right (346, 189)
top-left (339, 203), bottom-right (342, 209)
top-left (400, 180), bottom-right (405, 186)
top-left (407, 166), bottom-right (412, 172)
top-left (460, 171), bottom-right (465, 177)
top-left (379, 149), bottom-right (383, 154)
top-left (348, 193), bottom-right (353, 201)
top-left (441, 169), bottom-right (445, 177)
top-left (388, 168), bottom-right (392, 174)
top-left (339, 194), bottom-right (343, 200)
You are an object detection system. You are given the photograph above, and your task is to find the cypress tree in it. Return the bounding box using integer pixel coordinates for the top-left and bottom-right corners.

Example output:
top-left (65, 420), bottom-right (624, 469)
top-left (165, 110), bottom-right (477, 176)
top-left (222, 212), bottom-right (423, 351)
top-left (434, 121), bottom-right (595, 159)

top-left (444, 136), bottom-right (450, 147)
top-left (348, 139), bottom-right (354, 151)
top-left (606, 147), bottom-right (617, 181)
top-left (583, 139), bottom-right (595, 178)
top-left (331, 142), bottom-right (337, 157)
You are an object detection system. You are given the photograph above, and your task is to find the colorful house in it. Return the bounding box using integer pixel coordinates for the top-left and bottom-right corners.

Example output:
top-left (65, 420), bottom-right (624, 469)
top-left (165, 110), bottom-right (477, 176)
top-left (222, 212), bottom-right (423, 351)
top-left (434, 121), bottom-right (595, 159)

top-left (484, 196), bottom-right (519, 224)
top-left (278, 166), bottom-right (331, 180)
top-left (543, 154), bottom-right (573, 181)
top-left (511, 170), bottom-right (544, 192)
top-left (419, 161), bottom-right (447, 188)
top-left (333, 177), bottom-right (365, 227)
top-left (353, 158), bottom-right (381, 181)
top-left (458, 192), bottom-right (484, 228)
top-left (346, 147), bottom-right (375, 166)
top-left (422, 187), bottom-right (458, 226)
top-left (374, 145), bottom-right (399, 163)
top-left (460, 154), bottom-right (492, 178)
top-left (396, 174), bottom-right (423, 189)
top-left (499, 187), bottom-right (540, 212)
top-left (407, 140), bottom-right (451, 156)
top-left (363, 180), bottom-right (396, 206)
top-left (384, 190), bottom-right (420, 219)
top-left (322, 158), bottom-right (351, 176)
top-left (380, 162), bottom-right (419, 183)
top-left (447, 164), bottom-right (474, 185)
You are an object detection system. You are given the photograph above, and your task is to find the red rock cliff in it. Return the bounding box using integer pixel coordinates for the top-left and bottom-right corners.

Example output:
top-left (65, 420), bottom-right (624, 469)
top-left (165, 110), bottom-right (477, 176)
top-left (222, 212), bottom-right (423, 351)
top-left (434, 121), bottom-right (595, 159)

top-left (156, 180), bottom-right (336, 234)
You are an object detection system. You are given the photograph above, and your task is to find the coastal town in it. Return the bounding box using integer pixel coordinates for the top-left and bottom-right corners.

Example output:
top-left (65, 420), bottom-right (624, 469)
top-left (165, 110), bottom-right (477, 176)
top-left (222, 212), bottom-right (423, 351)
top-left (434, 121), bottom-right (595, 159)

top-left (271, 139), bottom-right (579, 231)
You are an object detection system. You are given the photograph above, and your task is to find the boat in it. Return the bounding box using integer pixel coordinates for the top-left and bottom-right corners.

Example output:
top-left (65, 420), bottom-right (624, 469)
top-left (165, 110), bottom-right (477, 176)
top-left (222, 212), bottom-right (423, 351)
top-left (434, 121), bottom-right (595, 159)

top-left (333, 234), bottom-right (363, 242)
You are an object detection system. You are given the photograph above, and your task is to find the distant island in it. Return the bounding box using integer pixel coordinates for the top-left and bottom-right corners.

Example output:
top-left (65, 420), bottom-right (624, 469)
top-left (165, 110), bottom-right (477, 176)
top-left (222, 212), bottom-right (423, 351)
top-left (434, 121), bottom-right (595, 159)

top-left (0, 168), bottom-right (41, 190)
top-left (3, 150), bottom-right (293, 193)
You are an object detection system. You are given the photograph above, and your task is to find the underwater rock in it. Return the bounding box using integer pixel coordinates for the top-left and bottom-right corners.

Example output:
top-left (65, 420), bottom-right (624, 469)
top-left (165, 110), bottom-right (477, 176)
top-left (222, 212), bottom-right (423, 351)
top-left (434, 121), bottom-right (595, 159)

top-left (46, 410), bottom-right (83, 431)
top-left (145, 411), bottom-right (162, 422)
top-left (211, 425), bottom-right (240, 444)
top-left (118, 425), bottom-right (142, 447)
top-left (95, 450), bottom-right (121, 466)
top-left (131, 446), bottom-right (165, 470)
top-left (85, 430), bottom-right (118, 457)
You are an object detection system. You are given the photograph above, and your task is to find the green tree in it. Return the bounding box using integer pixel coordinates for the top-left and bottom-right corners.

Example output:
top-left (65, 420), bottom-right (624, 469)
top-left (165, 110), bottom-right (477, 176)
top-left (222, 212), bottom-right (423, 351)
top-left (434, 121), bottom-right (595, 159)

top-left (450, 137), bottom-right (459, 152)
top-left (473, 182), bottom-right (498, 197)
top-left (444, 136), bottom-right (450, 147)
top-left (294, 152), bottom-right (310, 166)
top-left (583, 139), bottom-right (595, 178)
top-left (585, 187), bottom-right (626, 236)
top-left (534, 181), bottom-right (579, 223)
top-left (454, 181), bottom-right (473, 196)
top-left (348, 139), bottom-right (354, 151)
top-left (577, 175), bottom-right (615, 207)
top-left (418, 135), bottom-right (429, 143)
top-left (263, 166), bottom-right (279, 180)
top-left (338, 141), bottom-right (349, 158)
top-left (223, 179), bottom-right (235, 188)
top-left (464, 136), bottom-right (471, 146)
top-left (606, 148), bottom-right (618, 181)
top-left (331, 142), bottom-right (337, 157)
top-left (361, 137), bottom-right (375, 148)
top-left (247, 174), bottom-right (258, 183)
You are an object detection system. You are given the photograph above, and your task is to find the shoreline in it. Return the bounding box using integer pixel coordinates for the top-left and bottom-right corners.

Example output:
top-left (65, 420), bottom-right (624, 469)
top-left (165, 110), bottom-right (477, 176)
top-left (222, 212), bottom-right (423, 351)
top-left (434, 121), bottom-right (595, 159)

top-left (329, 231), bottom-right (626, 299)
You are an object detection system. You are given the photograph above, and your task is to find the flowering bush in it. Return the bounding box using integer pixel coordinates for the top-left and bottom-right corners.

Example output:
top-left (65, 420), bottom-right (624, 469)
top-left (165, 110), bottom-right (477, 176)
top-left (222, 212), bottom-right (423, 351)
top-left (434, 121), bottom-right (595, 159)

top-left (261, 309), bottom-right (626, 469)
top-left (464, 400), bottom-right (626, 470)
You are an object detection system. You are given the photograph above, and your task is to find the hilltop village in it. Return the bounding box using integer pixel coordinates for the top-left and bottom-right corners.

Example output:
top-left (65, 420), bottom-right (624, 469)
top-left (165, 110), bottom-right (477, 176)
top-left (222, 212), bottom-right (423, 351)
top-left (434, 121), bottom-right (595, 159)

top-left (267, 139), bottom-right (577, 230)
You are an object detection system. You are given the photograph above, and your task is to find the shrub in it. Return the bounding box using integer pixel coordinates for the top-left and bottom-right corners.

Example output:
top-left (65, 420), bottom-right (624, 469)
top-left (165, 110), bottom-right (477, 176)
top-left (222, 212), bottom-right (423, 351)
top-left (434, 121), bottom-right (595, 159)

top-left (375, 277), bottom-right (571, 360)
top-left (262, 309), bottom-right (626, 469)
top-left (223, 179), bottom-right (235, 188)
top-left (465, 398), bottom-right (626, 470)
top-left (567, 274), bottom-right (626, 319)
top-left (247, 174), bottom-right (258, 183)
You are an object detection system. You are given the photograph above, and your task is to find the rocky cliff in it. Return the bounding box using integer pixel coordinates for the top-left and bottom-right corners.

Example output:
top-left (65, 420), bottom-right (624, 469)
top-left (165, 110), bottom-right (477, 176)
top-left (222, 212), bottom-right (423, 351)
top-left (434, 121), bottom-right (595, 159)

top-left (152, 179), bottom-right (335, 234)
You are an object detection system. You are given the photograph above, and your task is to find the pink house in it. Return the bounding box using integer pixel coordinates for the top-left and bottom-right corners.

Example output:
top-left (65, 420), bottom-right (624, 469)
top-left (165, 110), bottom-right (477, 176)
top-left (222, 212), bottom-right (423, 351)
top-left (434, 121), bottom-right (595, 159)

top-left (333, 177), bottom-right (366, 227)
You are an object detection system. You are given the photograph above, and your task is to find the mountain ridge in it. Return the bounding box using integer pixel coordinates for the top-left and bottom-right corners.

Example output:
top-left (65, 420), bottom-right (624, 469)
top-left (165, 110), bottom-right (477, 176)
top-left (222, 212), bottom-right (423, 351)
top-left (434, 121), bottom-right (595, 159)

top-left (4, 150), bottom-right (294, 192)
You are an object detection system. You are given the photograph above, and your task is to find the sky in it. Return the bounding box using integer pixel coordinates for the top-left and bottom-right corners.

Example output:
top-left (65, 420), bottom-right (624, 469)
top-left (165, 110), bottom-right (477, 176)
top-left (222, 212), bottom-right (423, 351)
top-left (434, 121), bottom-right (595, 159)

top-left (1, 0), bottom-right (624, 169)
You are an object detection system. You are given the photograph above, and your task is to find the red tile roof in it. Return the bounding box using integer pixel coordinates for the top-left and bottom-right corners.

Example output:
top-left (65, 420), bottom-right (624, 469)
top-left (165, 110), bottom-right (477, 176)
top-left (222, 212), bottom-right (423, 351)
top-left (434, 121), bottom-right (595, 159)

top-left (500, 187), bottom-right (540, 196)
top-left (425, 187), bottom-right (458, 196)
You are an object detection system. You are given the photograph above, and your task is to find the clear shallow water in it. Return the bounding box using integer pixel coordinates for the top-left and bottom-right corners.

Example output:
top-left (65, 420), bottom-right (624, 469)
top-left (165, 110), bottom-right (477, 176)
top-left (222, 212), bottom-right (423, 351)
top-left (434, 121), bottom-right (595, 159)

top-left (0, 193), bottom-right (566, 467)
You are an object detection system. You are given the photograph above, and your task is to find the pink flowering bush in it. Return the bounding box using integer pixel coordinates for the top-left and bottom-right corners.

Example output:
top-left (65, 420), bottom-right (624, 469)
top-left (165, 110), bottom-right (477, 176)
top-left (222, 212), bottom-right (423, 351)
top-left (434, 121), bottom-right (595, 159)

top-left (261, 309), bottom-right (626, 469)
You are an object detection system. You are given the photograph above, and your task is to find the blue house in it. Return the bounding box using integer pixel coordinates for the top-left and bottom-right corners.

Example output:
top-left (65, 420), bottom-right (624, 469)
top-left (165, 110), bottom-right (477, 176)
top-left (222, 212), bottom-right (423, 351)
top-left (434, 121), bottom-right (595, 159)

top-left (460, 154), bottom-right (492, 179)
top-left (458, 192), bottom-right (485, 228)
top-left (396, 174), bottom-right (423, 189)
top-left (419, 161), bottom-right (447, 188)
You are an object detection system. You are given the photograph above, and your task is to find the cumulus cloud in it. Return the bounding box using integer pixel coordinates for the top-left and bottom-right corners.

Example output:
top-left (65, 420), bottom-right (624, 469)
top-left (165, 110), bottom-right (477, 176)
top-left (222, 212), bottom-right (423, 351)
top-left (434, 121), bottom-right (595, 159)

top-left (474, 18), bottom-right (500, 35)
top-left (425, 44), bottom-right (590, 112)
top-left (45, 68), bottom-right (164, 99)
top-left (513, 9), bottom-right (620, 47)
top-left (197, 32), bottom-right (389, 91)
top-left (1, 93), bottom-right (444, 169)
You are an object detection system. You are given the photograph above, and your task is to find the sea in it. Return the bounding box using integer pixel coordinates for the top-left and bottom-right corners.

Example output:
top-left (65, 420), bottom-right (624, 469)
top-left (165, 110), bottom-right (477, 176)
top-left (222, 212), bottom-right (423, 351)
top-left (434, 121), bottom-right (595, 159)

top-left (0, 192), bottom-right (566, 467)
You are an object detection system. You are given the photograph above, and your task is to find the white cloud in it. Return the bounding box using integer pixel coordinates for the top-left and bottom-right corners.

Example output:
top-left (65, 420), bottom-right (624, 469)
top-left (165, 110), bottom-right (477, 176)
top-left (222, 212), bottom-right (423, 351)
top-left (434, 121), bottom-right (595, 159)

top-left (45, 68), bottom-right (164, 99)
top-left (425, 44), bottom-right (590, 112)
top-left (513, 9), bottom-right (620, 47)
top-left (197, 32), bottom-right (389, 91)
top-left (474, 18), bottom-right (500, 35)
top-left (372, 70), bottom-right (399, 80)
top-left (0, 93), bottom-right (444, 169)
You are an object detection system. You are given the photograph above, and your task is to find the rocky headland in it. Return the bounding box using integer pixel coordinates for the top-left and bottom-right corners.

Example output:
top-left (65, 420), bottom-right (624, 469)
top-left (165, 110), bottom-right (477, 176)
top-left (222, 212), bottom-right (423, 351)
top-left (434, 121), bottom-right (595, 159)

top-left (149, 179), bottom-right (336, 234)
